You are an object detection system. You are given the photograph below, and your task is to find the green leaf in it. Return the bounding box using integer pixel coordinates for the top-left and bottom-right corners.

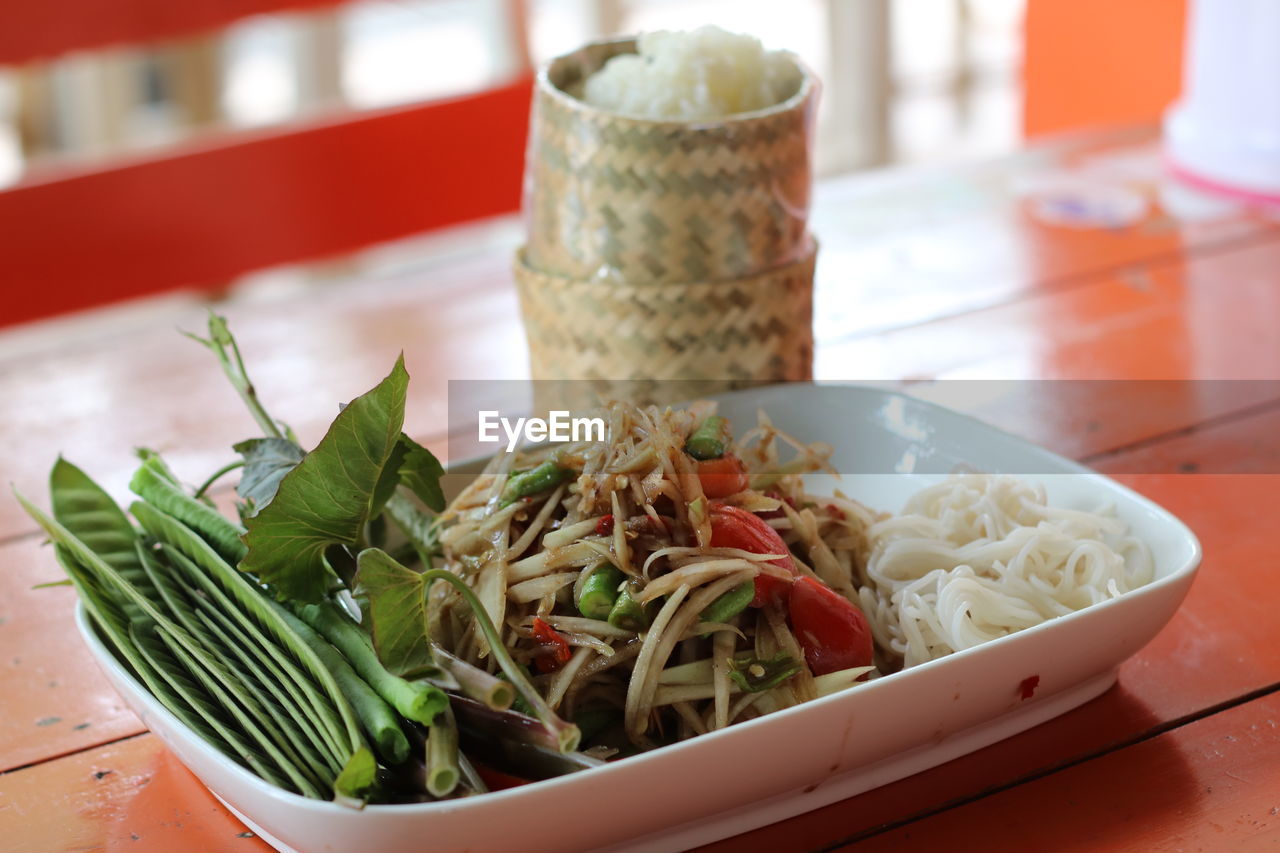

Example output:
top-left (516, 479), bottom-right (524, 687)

top-left (49, 458), bottom-right (154, 616)
top-left (728, 653), bottom-right (802, 693)
top-left (130, 500), bottom-right (360, 764)
top-left (369, 440), bottom-right (409, 525)
top-left (355, 548), bottom-right (432, 678)
top-left (332, 746), bottom-right (378, 807)
top-left (129, 621), bottom-right (298, 792)
top-left (150, 622), bottom-right (325, 797)
top-left (384, 493), bottom-right (440, 570)
top-left (367, 433), bottom-right (444, 523)
top-left (145, 544), bottom-right (340, 785)
top-left (233, 437), bottom-right (305, 515)
top-left (50, 458), bottom-right (144, 577)
top-left (18, 489), bottom-right (321, 796)
top-left (57, 548), bottom-right (248, 771)
top-left (396, 436), bottom-right (445, 512)
top-left (18, 486), bottom-right (372, 801)
top-left (240, 356), bottom-right (410, 603)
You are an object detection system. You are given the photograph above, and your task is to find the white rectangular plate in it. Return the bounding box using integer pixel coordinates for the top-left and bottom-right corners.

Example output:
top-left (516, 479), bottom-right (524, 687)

top-left (76, 383), bottom-right (1201, 853)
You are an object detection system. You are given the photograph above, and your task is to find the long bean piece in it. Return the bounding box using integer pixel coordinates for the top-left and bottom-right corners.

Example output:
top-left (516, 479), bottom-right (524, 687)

top-left (275, 605), bottom-right (411, 765)
top-left (129, 455), bottom-right (247, 564)
top-left (425, 703), bottom-right (460, 797)
top-left (500, 461), bottom-right (573, 507)
top-left (293, 600), bottom-right (447, 726)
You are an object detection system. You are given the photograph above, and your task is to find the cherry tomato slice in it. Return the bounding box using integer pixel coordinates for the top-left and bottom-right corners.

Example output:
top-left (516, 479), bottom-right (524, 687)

top-left (471, 761), bottom-right (531, 791)
top-left (708, 503), bottom-right (796, 606)
top-left (788, 575), bottom-right (874, 676)
top-left (697, 454), bottom-right (749, 499)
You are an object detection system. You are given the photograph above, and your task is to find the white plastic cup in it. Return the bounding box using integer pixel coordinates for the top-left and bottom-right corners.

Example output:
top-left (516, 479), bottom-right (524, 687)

top-left (1164, 0), bottom-right (1280, 200)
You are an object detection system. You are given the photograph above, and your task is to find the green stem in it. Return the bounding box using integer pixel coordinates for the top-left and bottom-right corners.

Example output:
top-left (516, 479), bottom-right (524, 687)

top-left (186, 312), bottom-right (295, 443)
top-left (194, 460), bottom-right (245, 498)
top-left (455, 750), bottom-right (488, 794)
top-left (433, 645), bottom-right (515, 711)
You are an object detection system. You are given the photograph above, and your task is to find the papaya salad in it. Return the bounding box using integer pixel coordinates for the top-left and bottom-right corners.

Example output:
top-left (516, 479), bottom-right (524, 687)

top-left (434, 402), bottom-right (885, 750)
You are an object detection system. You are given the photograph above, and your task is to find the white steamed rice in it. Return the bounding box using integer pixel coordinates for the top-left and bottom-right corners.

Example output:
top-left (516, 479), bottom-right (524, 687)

top-left (580, 26), bottom-right (797, 120)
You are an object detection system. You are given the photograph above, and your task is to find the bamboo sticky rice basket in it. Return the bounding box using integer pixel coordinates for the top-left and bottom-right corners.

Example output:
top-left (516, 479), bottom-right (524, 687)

top-left (523, 38), bottom-right (818, 284)
top-left (515, 35), bottom-right (820, 402)
top-left (514, 242), bottom-right (815, 390)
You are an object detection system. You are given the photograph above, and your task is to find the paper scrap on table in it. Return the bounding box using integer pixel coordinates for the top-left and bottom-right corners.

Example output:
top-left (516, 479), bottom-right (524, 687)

top-left (1021, 176), bottom-right (1147, 230)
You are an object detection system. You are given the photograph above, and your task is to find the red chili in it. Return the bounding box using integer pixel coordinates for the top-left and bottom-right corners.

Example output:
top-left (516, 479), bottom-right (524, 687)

top-left (696, 454), bottom-right (749, 499)
top-left (595, 514), bottom-right (614, 536)
top-left (708, 503), bottom-right (796, 606)
top-left (1018, 675), bottom-right (1040, 700)
top-left (531, 617), bottom-right (571, 673)
top-left (826, 503), bottom-right (846, 521)
top-left (787, 576), bottom-right (874, 676)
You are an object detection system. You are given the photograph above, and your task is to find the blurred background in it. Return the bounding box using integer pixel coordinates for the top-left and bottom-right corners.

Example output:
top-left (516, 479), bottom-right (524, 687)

top-left (0, 0), bottom-right (1034, 184)
top-left (0, 0), bottom-right (1187, 326)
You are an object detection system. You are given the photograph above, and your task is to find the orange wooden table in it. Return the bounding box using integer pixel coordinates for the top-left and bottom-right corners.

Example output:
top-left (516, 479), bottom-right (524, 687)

top-left (2, 126), bottom-right (1278, 852)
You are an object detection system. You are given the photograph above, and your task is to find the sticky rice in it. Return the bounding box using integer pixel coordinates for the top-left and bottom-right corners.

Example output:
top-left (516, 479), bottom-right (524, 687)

top-left (580, 26), bottom-right (798, 120)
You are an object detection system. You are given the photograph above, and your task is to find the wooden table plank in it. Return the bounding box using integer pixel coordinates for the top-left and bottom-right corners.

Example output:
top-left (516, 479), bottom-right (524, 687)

top-left (901, 379), bottom-right (1280, 473)
top-left (819, 236), bottom-right (1280, 467)
top-left (0, 535), bottom-right (144, 773)
top-left (811, 131), bottom-right (1280, 341)
top-left (818, 235), bottom-right (1280, 383)
top-left (1090, 404), bottom-right (1280, 475)
top-left (0, 733), bottom-right (270, 853)
top-left (697, 472), bottom-right (1280, 852)
top-left (843, 689), bottom-right (1280, 851)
